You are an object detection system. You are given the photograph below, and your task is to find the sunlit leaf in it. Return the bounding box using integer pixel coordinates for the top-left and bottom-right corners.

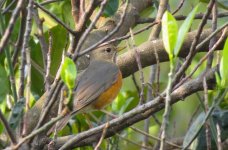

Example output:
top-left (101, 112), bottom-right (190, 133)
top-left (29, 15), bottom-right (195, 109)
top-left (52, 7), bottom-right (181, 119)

top-left (220, 38), bottom-right (228, 87)
top-left (38, 9), bottom-right (58, 28)
top-left (162, 11), bottom-right (178, 58)
top-left (174, 5), bottom-right (199, 56)
top-left (61, 57), bottom-right (77, 89)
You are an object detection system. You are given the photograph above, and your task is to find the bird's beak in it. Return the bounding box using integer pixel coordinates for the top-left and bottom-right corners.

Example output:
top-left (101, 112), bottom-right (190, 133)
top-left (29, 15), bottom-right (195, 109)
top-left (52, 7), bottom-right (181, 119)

top-left (117, 46), bottom-right (125, 52)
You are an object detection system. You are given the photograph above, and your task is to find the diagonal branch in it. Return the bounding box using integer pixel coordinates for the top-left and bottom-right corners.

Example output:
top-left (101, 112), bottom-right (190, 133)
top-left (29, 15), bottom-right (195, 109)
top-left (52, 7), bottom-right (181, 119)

top-left (118, 27), bottom-right (228, 78)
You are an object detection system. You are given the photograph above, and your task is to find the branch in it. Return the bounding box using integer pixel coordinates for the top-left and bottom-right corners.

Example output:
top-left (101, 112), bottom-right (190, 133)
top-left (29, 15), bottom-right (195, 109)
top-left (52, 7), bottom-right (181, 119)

top-left (136, 12), bottom-right (228, 24)
top-left (0, 0), bottom-right (25, 53)
top-left (118, 28), bottom-right (228, 78)
top-left (0, 110), bottom-right (17, 145)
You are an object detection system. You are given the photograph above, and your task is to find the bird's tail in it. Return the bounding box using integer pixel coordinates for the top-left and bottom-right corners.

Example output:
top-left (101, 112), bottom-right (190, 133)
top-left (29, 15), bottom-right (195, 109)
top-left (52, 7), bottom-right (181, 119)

top-left (47, 108), bottom-right (80, 135)
top-left (47, 107), bottom-right (71, 135)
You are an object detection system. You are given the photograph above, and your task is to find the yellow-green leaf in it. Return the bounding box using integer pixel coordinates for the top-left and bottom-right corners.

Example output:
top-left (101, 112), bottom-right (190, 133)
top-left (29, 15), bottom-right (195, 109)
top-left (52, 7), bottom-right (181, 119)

top-left (61, 57), bottom-right (77, 89)
top-left (162, 11), bottom-right (178, 58)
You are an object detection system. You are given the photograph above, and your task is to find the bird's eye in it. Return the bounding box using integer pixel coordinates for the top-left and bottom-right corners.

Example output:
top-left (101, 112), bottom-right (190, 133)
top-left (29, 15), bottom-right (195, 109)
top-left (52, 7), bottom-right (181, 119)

top-left (105, 48), bottom-right (112, 53)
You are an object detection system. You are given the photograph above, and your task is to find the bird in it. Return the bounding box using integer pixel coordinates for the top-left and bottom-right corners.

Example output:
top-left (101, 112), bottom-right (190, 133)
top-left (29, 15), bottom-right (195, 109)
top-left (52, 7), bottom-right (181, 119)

top-left (22, 45), bottom-right (122, 136)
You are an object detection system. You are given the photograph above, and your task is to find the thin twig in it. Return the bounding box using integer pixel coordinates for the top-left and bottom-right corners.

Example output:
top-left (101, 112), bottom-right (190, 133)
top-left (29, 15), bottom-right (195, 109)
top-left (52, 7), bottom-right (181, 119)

top-left (12, 5), bottom-right (27, 66)
top-left (71, 0), bottom-right (80, 29)
top-left (0, 110), bottom-right (17, 145)
top-left (40, 0), bottom-right (64, 6)
top-left (116, 133), bottom-right (153, 150)
top-left (216, 123), bottom-right (222, 150)
top-left (203, 78), bottom-right (211, 150)
top-left (129, 29), bottom-right (145, 105)
top-left (132, 74), bottom-right (140, 94)
top-left (34, 2), bottom-right (76, 35)
top-left (18, 0), bottom-right (33, 99)
top-left (21, 1), bottom-right (32, 120)
top-left (172, 0), bottom-right (185, 15)
top-left (207, 2), bottom-right (217, 69)
top-left (94, 122), bottom-right (109, 150)
top-left (132, 127), bottom-right (183, 149)
top-left (1, 0), bottom-right (17, 14)
top-left (99, 21), bottom-right (159, 47)
top-left (153, 43), bottom-right (160, 95)
top-left (53, 88), bottom-right (64, 140)
top-left (75, 0), bottom-right (96, 32)
top-left (26, 47), bottom-right (31, 111)
top-left (0, 0), bottom-right (24, 53)
top-left (160, 58), bottom-right (174, 150)
top-left (45, 30), bottom-right (52, 92)
top-left (73, 0), bottom-right (108, 57)
top-left (149, 0), bottom-right (168, 40)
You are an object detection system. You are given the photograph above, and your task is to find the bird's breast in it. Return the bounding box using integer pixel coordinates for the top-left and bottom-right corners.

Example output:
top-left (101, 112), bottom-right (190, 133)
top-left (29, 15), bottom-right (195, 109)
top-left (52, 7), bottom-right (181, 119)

top-left (92, 71), bottom-right (122, 109)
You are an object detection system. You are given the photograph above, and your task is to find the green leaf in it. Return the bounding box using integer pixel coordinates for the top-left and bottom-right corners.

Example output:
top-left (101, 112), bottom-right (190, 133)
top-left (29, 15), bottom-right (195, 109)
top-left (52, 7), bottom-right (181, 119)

top-left (61, 57), bottom-right (77, 89)
top-left (162, 11), bottom-right (178, 58)
top-left (183, 112), bottom-right (205, 149)
top-left (103, 0), bottom-right (119, 17)
top-left (0, 64), bottom-right (9, 103)
top-left (174, 5), bottom-right (199, 56)
top-left (220, 38), bottom-right (228, 87)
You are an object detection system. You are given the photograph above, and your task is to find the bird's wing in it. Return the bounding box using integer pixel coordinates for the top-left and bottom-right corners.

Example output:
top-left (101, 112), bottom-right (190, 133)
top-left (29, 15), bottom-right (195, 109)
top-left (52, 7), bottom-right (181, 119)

top-left (73, 60), bottom-right (119, 112)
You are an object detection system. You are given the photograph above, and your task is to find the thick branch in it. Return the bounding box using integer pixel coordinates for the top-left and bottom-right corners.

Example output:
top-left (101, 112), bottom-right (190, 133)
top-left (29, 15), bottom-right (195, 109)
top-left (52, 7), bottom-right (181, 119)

top-left (118, 29), bottom-right (227, 78)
